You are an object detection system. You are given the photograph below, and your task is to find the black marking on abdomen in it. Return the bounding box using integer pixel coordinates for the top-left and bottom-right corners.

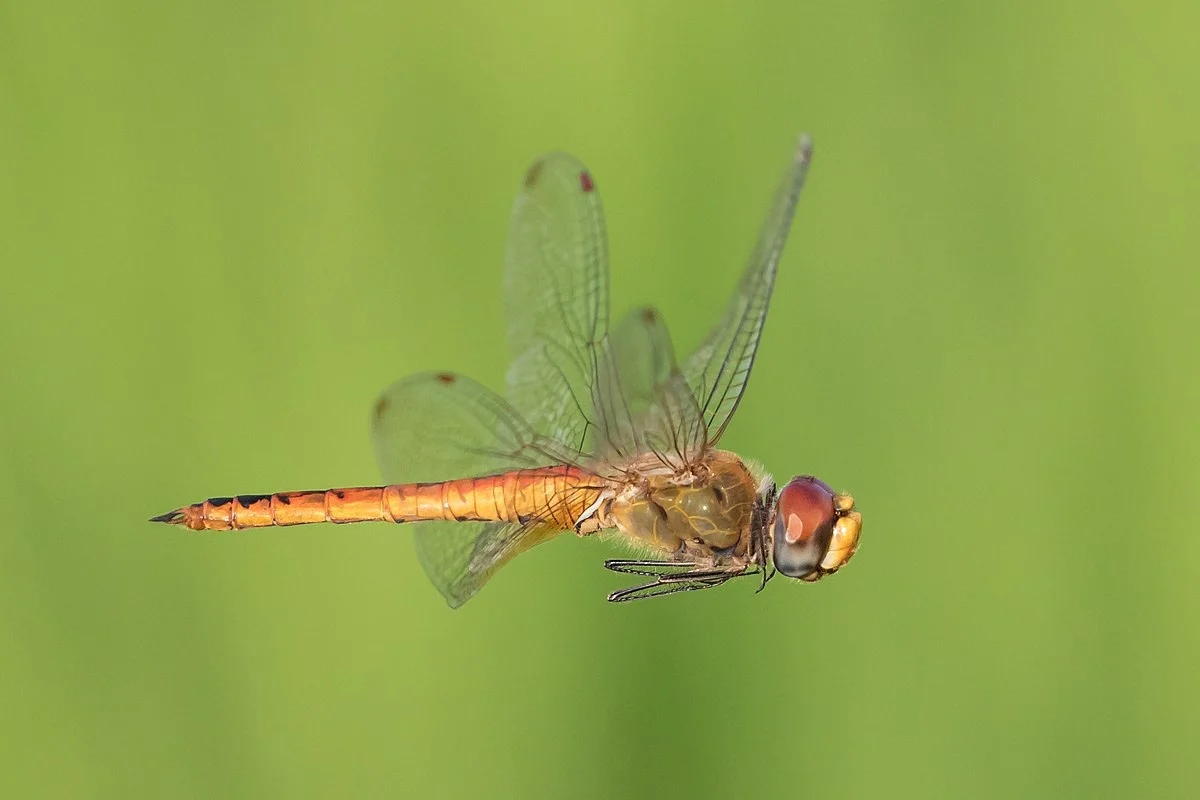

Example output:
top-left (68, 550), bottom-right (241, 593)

top-left (209, 497), bottom-right (232, 508)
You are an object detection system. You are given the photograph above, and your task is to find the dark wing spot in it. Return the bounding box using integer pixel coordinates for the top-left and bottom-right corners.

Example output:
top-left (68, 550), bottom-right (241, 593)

top-left (642, 307), bottom-right (658, 325)
top-left (579, 171), bottom-right (595, 193)
top-left (374, 396), bottom-right (389, 420)
top-left (436, 372), bottom-right (456, 385)
top-left (524, 161), bottom-right (544, 188)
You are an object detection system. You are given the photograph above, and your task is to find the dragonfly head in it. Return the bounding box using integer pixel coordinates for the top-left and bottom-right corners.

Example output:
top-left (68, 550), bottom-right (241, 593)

top-left (771, 476), bottom-right (861, 582)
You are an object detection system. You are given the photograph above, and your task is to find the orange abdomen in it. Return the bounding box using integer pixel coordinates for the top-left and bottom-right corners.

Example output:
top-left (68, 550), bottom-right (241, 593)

top-left (152, 465), bottom-right (602, 532)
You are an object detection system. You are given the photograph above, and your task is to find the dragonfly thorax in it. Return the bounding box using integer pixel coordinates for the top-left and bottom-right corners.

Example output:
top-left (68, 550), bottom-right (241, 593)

top-left (606, 451), bottom-right (759, 565)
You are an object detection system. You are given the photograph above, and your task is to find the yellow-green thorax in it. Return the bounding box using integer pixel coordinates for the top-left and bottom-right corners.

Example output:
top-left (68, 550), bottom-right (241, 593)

top-left (605, 450), bottom-right (759, 565)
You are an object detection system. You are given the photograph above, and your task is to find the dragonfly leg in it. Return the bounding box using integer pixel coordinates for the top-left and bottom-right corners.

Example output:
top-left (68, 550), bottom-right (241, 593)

top-left (605, 565), bottom-right (754, 603)
top-left (604, 559), bottom-right (698, 577)
top-left (607, 577), bottom-right (728, 603)
top-left (750, 482), bottom-right (778, 594)
top-left (654, 567), bottom-right (742, 584)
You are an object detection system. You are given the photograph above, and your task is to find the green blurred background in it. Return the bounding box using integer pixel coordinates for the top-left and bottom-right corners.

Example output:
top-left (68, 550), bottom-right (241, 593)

top-left (3, 1), bottom-right (1197, 797)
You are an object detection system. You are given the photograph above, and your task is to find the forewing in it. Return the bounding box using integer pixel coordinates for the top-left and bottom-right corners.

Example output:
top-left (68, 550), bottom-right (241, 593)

top-left (596, 306), bottom-right (707, 468)
top-left (504, 152), bottom-right (609, 453)
top-left (682, 136), bottom-right (815, 445)
top-left (370, 372), bottom-right (575, 607)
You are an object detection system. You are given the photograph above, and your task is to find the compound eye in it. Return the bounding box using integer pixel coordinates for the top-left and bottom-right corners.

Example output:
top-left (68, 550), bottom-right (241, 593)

top-left (772, 476), bottom-right (837, 579)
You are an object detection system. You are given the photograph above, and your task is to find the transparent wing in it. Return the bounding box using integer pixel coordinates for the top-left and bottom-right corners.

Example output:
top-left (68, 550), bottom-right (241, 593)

top-left (504, 152), bottom-right (609, 454)
top-left (370, 371), bottom-right (576, 608)
top-left (596, 306), bottom-right (707, 468)
top-left (682, 135), bottom-right (815, 445)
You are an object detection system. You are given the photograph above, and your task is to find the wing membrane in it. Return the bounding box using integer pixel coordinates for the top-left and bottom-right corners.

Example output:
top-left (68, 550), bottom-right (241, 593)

top-left (682, 136), bottom-right (815, 445)
top-left (503, 152), bottom-right (713, 471)
top-left (370, 371), bottom-right (574, 607)
top-left (504, 152), bottom-right (609, 453)
top-left (597, 306), bottom-right (706, 468)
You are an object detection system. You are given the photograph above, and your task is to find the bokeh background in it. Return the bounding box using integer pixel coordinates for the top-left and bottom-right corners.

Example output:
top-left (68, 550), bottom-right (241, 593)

top-left (3, 1), bottom-right (1197, 797)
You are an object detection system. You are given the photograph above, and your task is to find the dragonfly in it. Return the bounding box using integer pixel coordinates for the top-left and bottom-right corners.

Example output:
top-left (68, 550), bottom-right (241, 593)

top-left (152, 135), bottom-right (862, 607)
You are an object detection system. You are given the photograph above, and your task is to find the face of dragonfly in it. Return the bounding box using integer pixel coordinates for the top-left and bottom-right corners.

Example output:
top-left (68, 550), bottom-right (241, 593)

top-left (771, 476), bottom-right (862, 582)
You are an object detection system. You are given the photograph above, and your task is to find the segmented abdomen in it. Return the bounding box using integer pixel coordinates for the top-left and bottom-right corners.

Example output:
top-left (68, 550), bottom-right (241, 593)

top-left (153, 465), bottom-right (603, 532)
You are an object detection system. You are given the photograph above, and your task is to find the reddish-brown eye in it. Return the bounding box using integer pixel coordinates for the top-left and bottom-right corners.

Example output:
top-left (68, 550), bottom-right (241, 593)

top-left (773, 476), bottom-right (837, 578)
